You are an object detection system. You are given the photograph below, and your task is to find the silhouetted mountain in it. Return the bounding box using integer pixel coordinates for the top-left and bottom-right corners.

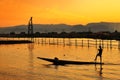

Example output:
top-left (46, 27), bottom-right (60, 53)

top-left (86, 22), bottom-right (118, 32)
top-left (72, 24), bottom-right (87, 32)
top-left (34, 24), bottom-right (71, 33)
top-left (0, 24), bottom-right (72, 34)
top-left (0, 22), bottom-right (120, 34)
top-left (0, 25), bottom-right (27, 34)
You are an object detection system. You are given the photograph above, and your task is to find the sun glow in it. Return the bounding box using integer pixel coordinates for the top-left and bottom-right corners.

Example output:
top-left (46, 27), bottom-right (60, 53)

top-left (0, 0), bottom-right (120, 27)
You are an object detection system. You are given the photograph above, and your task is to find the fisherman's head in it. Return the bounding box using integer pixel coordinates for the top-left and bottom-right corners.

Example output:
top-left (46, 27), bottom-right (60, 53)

top-left (99, 46), bottom-right (102, 48)
top-left (54, 57), bottom-right (58, 60)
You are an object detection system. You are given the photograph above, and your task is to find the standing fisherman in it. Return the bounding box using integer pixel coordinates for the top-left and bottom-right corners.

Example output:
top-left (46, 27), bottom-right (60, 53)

top-left (94, 46), bottom-right (103, 63)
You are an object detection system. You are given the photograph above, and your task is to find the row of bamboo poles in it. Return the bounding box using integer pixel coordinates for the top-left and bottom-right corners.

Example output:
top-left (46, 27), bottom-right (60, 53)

top-left (34, 38), bottom-right (120, 49)
top-left (1, 37), bottom-right (120, 49)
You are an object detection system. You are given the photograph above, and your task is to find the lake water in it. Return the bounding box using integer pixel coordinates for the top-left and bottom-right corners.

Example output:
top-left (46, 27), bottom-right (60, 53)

top-left (0, 38), bottom-right (120, 80)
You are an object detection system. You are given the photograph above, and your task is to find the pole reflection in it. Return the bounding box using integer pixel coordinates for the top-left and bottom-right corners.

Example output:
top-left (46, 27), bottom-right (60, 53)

top-left (27, 43), bottom-right (34, 80)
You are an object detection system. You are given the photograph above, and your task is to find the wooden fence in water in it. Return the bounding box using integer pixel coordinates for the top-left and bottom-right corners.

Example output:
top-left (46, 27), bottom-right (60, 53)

top-left (34, 38), bottom-right (120, 49)
top-left (1, 37), bottom-right (120, 49)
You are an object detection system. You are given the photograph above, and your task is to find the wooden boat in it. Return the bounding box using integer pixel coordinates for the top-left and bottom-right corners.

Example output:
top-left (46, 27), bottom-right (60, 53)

top-left (37, 57), bottom-right (104, 65)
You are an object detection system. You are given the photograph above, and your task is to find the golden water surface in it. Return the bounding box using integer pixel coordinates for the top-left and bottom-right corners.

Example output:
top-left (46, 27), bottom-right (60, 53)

top-left (0, 38), bottom-right (120, 80)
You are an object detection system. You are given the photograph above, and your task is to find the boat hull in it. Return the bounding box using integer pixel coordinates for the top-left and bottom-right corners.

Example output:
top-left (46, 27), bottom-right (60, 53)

top-left (37, 57), bottom-right (104, 65)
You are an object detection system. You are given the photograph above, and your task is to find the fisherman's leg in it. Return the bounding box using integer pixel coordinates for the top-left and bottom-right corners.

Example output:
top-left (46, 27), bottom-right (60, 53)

top-left (94, 55), bottom-right (98, 61)
top-left (100, 56), bottom-right (102, 63)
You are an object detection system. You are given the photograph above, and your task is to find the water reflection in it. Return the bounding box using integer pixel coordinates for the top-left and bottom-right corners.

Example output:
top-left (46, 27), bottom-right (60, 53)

top-left (1, 37), bottom-right (120, 80)
top-left (27, 43), bottom-right (34, 80)
top-left (43, 64), bottom-right (60, 69)
top-left (95, 64), bottom-right (103, 79)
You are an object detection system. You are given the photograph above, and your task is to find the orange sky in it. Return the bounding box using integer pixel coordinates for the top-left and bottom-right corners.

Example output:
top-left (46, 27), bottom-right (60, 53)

top-left (0, 0), bottom-right (120, 27)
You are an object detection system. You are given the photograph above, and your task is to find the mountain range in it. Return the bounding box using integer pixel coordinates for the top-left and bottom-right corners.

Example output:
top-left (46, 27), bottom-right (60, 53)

top-left (0, 22), bottom-right (120, 34)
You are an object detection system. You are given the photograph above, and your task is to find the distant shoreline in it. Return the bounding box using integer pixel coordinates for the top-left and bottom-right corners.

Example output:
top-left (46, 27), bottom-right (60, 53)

top-left (0, 40), bottom-right (33, 44)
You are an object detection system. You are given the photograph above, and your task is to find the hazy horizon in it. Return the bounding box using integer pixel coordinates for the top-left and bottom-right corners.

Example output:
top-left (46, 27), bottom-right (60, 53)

top-left (1, 21), bottom-right (120, 28)
top-left (1, 22), bottom-right (120, 34)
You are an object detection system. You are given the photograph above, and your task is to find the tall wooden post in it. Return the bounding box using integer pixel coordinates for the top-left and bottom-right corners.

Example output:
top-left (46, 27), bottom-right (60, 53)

top-left (118, 40), bottom-right (120, 49)
top-left (88, 39), bottom-right (89, 47)
top-left (110, 40), bottom-right (112, 49)
top-left (96, 39), bottom-right (97, 48)
top-left (28, 17), bottom-right (34, 41)
top-left (49, 38), bottom-right (50, 44)
top-left (75, 39), bottom-right (77, 46)
top-left (82, 39), bottom-right (83, 47)
top-left (102, 40), bottom-right (104, 48)
top-left (57, 38), bottom-right (59, 45)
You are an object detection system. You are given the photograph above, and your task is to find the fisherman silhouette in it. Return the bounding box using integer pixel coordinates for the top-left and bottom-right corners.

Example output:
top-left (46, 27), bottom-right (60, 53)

top-left (53, 57), bottom-right (59, 65)
top-left (94, 46), bottom-right (103, 63)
